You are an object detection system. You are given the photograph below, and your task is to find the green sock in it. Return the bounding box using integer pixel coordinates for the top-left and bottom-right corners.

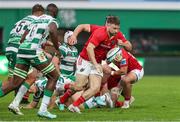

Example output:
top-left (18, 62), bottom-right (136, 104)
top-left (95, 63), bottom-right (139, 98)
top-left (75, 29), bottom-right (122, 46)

top-left (83, 103), bottom-right (90, 109)
top-left (44, 89), bottom-right (53, 97)
top-left (0, 88), bottom-right (4, 97)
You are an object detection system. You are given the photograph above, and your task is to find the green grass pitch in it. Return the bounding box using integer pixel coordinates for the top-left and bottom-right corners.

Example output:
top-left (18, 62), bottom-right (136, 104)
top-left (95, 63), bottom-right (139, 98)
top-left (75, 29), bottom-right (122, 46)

top-left (0, 76), bottom-right (180, 121)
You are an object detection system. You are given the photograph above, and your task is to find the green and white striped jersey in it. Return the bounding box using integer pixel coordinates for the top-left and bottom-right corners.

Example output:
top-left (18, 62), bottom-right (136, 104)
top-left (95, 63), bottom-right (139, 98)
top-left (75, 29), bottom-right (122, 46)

top-left (59, 43), bottom-right (78, 76)
top-left (8, 15), bottom-right (38, 45)
top-left (18, 14), bottom-right (59, 58)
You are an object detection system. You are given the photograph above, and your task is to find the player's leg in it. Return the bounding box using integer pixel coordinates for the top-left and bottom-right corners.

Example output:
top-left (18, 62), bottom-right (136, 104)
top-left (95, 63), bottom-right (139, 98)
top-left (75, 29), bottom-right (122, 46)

top-left (68, 74), bottom-right (102, 113)
top-left (8, 62), bottom-right (30, 115)
top-left (33, 53), bottom-right (59, 119)
top-left (10, 68), bottom-right (38, 109)
top-left (21, 68), bottom-right (38, 104)
top-left (0, 49), bottom-right (17, 97)
top-left (23, 84), bottom-right (39, 109)
top-left (59, 73), bottom-right (88, 108)
top-left (53, 75), bottom-right (74, 110)
top-left (121, 69), bottom-right (144, 109)
top-left (59, 57), bottom-right (90, 105)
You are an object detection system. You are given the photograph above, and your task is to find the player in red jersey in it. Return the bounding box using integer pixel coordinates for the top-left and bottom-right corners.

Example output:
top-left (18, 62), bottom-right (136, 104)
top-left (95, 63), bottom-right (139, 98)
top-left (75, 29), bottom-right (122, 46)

top-left (102, 47), bottom-right (144, 109)
top-left (58, 16), bottom-right (132, 113)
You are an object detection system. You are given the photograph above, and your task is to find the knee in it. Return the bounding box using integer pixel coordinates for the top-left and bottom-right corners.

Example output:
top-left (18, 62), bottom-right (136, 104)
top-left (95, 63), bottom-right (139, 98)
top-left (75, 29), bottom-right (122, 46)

top-left (11, 79), bottom-right (22, 89)
top-left (90, 85), bottom-right (100, 94)
top-left (121, 77), bottom-right (131, 85)
top-left (47, 72), bottom-right (59, 82)
top-left (73, 83), bottom-right (84, 91)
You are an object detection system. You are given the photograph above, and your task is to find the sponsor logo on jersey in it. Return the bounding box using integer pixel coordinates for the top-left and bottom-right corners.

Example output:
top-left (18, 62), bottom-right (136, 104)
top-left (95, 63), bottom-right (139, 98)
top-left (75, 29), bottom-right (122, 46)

top-left (80, 68), bottom-right (85, 72)
top-left (121, 59), bottom-right (127, 65)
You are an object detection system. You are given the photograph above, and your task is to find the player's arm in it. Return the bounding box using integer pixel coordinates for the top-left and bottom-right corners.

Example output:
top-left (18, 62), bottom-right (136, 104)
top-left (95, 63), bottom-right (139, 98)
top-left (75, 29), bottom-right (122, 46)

top-left (69, 24), bottom-right (90, 45)
top-left (20, 30), bottom-right (29, 43)
top-left (73, 24), bottom-right (91, 36)
top-left (87, 42), bottom-right (97, 65)
top-left (41, 40), bottom-right (53, 49)
top-left (117, 39), bottom-right (132, 52)
top-left (48, 22), bottom-right (60, 57)
top-left (87, 42), bottom-right (102, 73)
top-left (111, 66), bottom-right (128, 76)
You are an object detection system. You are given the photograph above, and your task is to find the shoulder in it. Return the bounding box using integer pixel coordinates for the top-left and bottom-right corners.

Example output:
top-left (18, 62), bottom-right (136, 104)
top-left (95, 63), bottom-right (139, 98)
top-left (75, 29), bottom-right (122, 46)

top-left (40, 14), bottom-right (59, 27)
top-left (116, 31), bottom-right (126, 38)
top-left (92, 26), bottom-right (107, 37)
top-left (90, 25), bottom-right (103, 32)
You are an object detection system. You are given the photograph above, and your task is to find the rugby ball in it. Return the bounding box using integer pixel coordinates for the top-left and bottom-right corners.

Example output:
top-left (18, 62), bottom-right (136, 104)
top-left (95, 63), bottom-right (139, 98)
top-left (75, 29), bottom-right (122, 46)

top-left (106, 47), bottom-right (122, 62)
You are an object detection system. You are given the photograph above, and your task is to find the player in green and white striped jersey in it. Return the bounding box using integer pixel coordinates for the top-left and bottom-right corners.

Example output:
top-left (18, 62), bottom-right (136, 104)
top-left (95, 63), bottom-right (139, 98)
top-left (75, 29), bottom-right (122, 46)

top-left (0, 4), bottom-right (44, 101)
top-left (4, 4), bottom-right (45, 104)
top-left (24, 31), bottom-right (78, 110)
top-left (7, 4), bottom-right (60, 119)
top-left (0, 4), bottom-right (44, 91)
top-left (5, 4), bottom-right (44, 78)
top-left (59, 31), bottom-right (78, 81)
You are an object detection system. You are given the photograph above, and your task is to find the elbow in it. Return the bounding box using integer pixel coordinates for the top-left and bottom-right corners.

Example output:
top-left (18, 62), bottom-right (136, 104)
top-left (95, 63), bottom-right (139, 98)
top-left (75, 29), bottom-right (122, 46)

top-left (125, 43), bottom-right (133, 52)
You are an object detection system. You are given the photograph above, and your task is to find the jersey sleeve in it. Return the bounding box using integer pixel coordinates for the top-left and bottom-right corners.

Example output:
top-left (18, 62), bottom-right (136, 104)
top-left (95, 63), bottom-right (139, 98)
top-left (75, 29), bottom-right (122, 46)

top-left (59, 44), bottom-right (68, 58)
top-left (120, 49), bottom-right (129, 67)
top-left (117, 32), bottom-right (128, 43)
top-left (89, 28), bottom-right (105, 47)
top-left (90, 25), bottom-right (102, 33)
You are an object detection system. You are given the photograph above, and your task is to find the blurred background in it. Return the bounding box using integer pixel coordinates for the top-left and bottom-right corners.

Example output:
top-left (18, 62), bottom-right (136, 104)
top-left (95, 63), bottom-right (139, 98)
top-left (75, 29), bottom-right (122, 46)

top-left (0, 0), bottom-right (180, 79)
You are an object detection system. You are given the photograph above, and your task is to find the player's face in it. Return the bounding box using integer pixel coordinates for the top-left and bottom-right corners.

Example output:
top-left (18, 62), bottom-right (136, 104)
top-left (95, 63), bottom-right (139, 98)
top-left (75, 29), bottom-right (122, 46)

top-left (107, 24), bottom-right (120, 36)
top-left (67, 36), bottom-right (74, 46)
top-left (113, 52), bottom-right (122, 63)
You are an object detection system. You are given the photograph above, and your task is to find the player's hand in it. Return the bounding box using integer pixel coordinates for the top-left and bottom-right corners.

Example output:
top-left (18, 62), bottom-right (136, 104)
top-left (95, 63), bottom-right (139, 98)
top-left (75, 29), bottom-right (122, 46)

top-left (95, 64), bottom-right (103, 74)
top-left (69, 35), bottom-right (77, 45)
top-left (117, 39), bottom-right (124, 47)
top-left (102, 64), bottom-right (111, 74)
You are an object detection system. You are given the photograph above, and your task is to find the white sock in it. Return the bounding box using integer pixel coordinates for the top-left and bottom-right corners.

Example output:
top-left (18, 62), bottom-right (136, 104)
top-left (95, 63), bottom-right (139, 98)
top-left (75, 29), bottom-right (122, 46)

top-left (39, 95), bottom-right (51, 112)
top-left (84, 97), bottom-right (97, 109)
top-left (11, 85), bottom-right (28, 107)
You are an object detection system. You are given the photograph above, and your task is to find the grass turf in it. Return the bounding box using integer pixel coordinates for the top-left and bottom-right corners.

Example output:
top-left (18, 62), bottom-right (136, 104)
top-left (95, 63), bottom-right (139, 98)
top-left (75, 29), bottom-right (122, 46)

top-left (0, 76), bottom-right (180, 121)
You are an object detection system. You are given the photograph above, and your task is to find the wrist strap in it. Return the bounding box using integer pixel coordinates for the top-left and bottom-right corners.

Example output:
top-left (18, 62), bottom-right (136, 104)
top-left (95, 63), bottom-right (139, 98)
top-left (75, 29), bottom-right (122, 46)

top-left (111, 71), bottom-right (115, 76)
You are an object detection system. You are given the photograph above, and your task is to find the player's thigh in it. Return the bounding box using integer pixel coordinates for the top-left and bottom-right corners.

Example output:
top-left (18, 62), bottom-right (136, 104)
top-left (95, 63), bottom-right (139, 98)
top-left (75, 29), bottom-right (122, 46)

top-left (123, 72), bottom-right (137, 84)
top-left (15, 58), bottom-right (30, 78)
top-left (101, 73), bottom-right (111, 84)
top-left (89, 74), bottom-right (102, 91)
top-left (26, 68), bottom-right (38, 85)
top-left (126, 68), bottom-right (144, 84)
top-left (74, 73), bottom-right (88, 90)
top-left (31, 52), bottom-right (59, 79)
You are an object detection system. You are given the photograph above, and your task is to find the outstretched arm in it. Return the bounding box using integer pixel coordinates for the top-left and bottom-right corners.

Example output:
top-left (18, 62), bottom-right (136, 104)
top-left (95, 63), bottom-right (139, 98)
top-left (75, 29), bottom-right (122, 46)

top-left (69, 24), bottom-right (91, 45)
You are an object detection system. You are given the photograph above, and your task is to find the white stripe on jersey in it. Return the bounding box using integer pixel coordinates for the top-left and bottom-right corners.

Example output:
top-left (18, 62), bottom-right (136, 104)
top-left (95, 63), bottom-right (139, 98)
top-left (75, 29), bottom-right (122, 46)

top-left (6, 47), bottom-right (18, 53)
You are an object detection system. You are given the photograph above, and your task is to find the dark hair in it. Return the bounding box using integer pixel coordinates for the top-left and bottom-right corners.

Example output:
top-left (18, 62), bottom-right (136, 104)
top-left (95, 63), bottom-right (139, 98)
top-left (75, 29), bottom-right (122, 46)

top-left (46, 3), bottom-right (58, 18)
top-left (106, 15), bottom-right (120, 25)
top-left (32, 4), bottom-right (45, 14)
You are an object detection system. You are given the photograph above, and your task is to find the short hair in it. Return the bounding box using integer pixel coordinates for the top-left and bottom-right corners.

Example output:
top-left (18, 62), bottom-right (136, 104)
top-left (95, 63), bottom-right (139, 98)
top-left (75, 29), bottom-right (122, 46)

top-left (106, 15), bottom-right (120, 25)
top-left (32, 4), bottom-right (45, 14)
top-left (46, 3), bottom-right (58, 18)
